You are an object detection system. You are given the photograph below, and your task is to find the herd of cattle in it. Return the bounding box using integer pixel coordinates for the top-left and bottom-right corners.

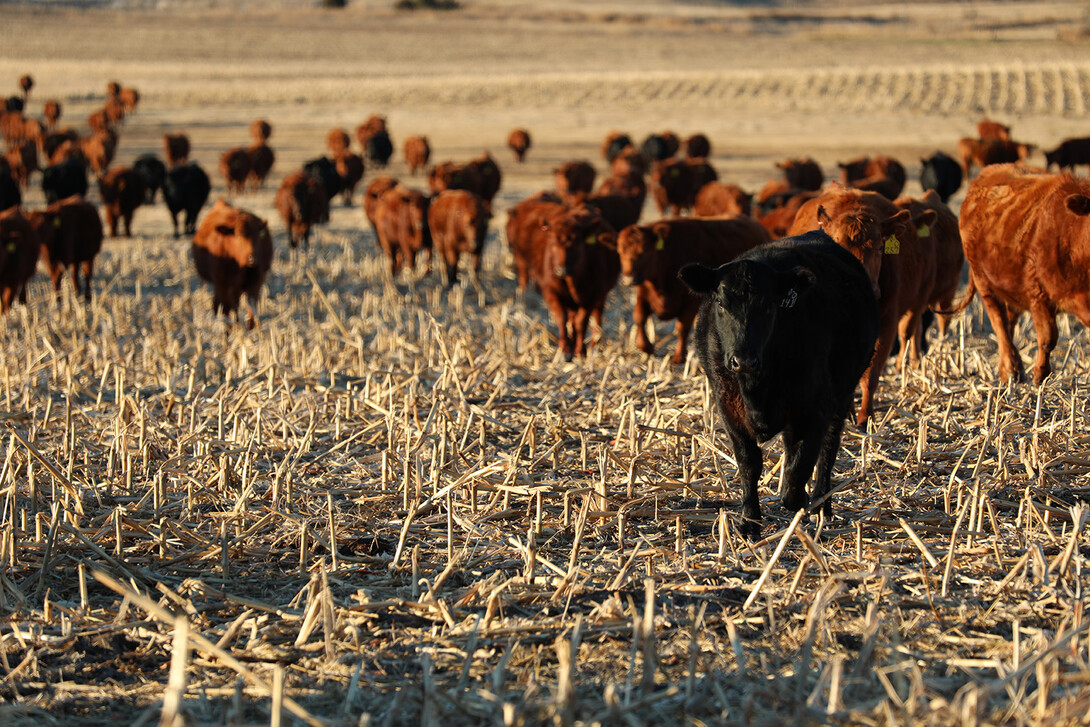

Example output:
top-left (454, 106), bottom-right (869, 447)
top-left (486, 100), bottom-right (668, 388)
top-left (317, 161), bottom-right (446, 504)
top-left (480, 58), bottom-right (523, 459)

top-left (2, 75), bottom-right (1090, 533)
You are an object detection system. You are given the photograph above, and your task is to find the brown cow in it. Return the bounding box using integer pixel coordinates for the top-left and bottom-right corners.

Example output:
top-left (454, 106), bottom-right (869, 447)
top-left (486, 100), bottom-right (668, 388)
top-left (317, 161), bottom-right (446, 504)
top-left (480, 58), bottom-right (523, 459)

top-left (355, 115), bottom-right (386, 148)
top-left (104, 97), bottom-right (125, 126)
top-left (596, 169), bottom-right (647, 220)
top-left (106, 81), bottom-right (121, 99)
top-left (247, 143), bottom-right (275, 191)
top-left (403, 135), bottom-right (430, 175)
top-left (99, 166), bottom-right (145, 237)
top-left (28, 197), bottom-right (103, 302)
top-left (1, 111), bottom-right (26, 146)
top-left (0, 207), bottom-right (39, 313)
top-left (43, 100), bottom-right (61, 130)
top-left (683, 133), bottom-right (711, 159)
top-left (335, 151), bottom-right (364, 205)
top-left (164, 133), bottom-right (190, 168)
top-left (893, 189), bottom-right (964, 365)
top-left (507, 128), bottom-right (531, 163)
top-left (327, 128), bottom-right (351, 156)
top-left (651, 157), bottom-right (718, 217)
top-left (534, 205), bottom-right (620, 360)
top-left (192, 199), bottom-right (273, 329)
top-left (276, 170), bottom-right (329, 249)
top-left (585, 192), bottom-right (641, 232)
top-left (505, 193), bottom-right (566, 293)
top-left (428, 189), bottom-right (490, 288)
top-left (428, 161), bottom-right (483, 198)
top-left (601, 131), bottom-right (634, 162)
top-left (977, 118), bottom-right (1011, 141)
top-left (694, 181), bottom-right (753, 218)
top-left (119, 87), bottom-right (139, 113)
top-left (18, 74), bottom-right (33, 100)
top-left (373, 185), bottom-right (432, 278)
top-left (789, 185), bottom-right (917, 424)
top-left (555, 160), bottom-right (596, 203)
top-left (953, 164), bottom-right (1090, 383)
top-left (469, 153), bottom-right (501, 207)
top-left (364, 175), bottom-right (399, 238)
top-left (957, 137), bottom-right (1033, 177)
top-left (838, 155), bottom-right (907, 200)
top-left (220, 147), bottom-right (252, 195)
top-left (616, 216), bottom-right (771, 364)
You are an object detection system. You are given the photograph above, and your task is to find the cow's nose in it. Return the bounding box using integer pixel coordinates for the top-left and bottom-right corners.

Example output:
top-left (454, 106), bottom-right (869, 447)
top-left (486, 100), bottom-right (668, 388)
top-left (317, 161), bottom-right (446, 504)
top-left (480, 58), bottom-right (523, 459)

top-left (729, 355), bottom-right (759, 374)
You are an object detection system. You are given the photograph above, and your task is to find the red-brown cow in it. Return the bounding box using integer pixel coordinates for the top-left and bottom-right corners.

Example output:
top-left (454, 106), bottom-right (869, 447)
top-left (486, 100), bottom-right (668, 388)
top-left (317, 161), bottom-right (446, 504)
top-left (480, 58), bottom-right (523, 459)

top-left (789, 185), bottom-right (918, 424)
top-left (507, 128), bottom-right (531, 163)
top-left (775, 157), bottom-right (824, 191)
top-left (428, 161), bottom-right (483, 198)
top-left (0, 207), bottom-right (39, 313)
top-left (428, 189), bottom-right (490, 288)
top-left (28, 196), bottom-right (103, 302)
top-left (164, 133), bottom-right (190, 168)
top-left (247, 143), bottom-right (275, 191)
top-left (403, 135), bottom-right (431, 175)
top-left (616, 216), bottom-right (771, 364)
top-left (957, 137), bottom-right (1033, 177)
top-left (893, 189), bottom-right (964, 365)
top-left (250, 119), bottom-right (272, 143)
top-left (694, 181), bottom-right (753, 218)
top-left (220, 147), bottom-right (252, 195)
top-left (755, 189), bottom-right (819, 239)
top-left (276, 170), bottom-right (329, 249)
top-left (192, 199), bottom-right (273, 329)
top-left (119, 87), bottom-right (139, 113)
top-left (952, 164), bottom-right (1090, 383)
top-left (977, 118), bottom-right (1011, 141)
top-left (555, 160), bottom-right (596, 203)
top-left (651, 157), bottom-right (718, 216)
top-left (373, 185), bottom-right (432, 278)
top-left (81, 130), bottom-right (117, 179)
top-left (356, 115), bottom-right (387, 148)
top-left (6, 140), bottom-right (37, 189)
top-left (534, 205), bottom-right (620, 360)
top-left (327, 128), bottom-right (351, 156)
top-left (505, 194), bottom-right (565, 294)
top-left (601, 131), bottom-right (634, 162)
top-left (585, 192), bottom-right (641, 232)
top-left (364, 175), bottom-right (399, 238)
top-left (99, 166), bottom-right (145, 237)
top-left (838, 155), bottom-right (907, 200)
top-left (43, 100), bottom-right (61, 130)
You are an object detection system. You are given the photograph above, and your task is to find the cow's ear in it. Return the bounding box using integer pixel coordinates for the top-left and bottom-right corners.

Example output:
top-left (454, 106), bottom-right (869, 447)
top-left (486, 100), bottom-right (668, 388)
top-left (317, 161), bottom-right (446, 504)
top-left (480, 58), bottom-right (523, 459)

top-left (779, 266), bottom-right (817, 304)
top-left (912, 209), bottom-right (938, 237)
top-left (880, 208), bottom-right (912, 235)
top-left (651, 222), bottom-right (671, 250)
top-left (1065, 195), bottom-right (1090, 217)
top-left (816, 205), bottom-right (831, 229)
top-left (596, 231), bottom-right (617, 250)
top-left (679, 263), bottom-right (720, 293)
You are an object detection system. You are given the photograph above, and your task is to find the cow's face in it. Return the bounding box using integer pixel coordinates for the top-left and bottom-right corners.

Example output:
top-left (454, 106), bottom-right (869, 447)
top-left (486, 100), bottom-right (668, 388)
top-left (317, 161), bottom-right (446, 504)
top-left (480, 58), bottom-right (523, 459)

top-left (615, 225), bottom-right (659, 286)
top-left (681, 259), bottom-right (815, 377)
top-left (543, 211), bottom-right (602, 279)
top-left (816, 206), bottom-right (887, 295)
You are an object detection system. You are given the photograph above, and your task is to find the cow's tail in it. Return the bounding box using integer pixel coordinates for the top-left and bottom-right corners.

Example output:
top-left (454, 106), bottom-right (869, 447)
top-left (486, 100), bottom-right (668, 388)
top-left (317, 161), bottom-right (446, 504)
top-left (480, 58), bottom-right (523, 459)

top-left (931, 275), bottom-right (977, 317)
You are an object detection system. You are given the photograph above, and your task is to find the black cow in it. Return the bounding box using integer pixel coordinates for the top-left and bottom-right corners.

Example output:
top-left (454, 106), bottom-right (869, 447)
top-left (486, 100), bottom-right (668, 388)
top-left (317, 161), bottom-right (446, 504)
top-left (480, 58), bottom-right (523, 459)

top-left (365, 130), bottom-right (394, 168)
top-left (303, 157), bottom-right (341, 220)
top-left (133, 154), bottom-right (167, 204)
top-left (680, 231), bottom-right (879, 538)
top-left (0, 173), bottom-right (20, 212)
top-left (163, 162), bottom-right (211, 237)
top-left (1044, 137), bottom-right (1090, 174)
top-left (919, 151), bottom-right (963, 204)
top-left (42, 160), bottom-right (88, 204)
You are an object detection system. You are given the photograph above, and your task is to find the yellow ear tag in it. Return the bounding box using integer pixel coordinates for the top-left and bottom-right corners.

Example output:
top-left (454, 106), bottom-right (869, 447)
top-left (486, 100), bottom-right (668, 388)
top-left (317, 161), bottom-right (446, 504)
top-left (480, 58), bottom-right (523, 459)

top-left (916, 224), bottom-right (930, 238)
top-left (585, 234), bottom-right (597, 245)
top-left (655, 236), bottom-right (665, 251)
top-left (53, 217), bottom-right (61, 228)
top-left (884, 235), bottom-right (900, 254)
top-left (6, 242), bottom-right (15, 253)
top-left (119, 180), bottom-right (126, 190)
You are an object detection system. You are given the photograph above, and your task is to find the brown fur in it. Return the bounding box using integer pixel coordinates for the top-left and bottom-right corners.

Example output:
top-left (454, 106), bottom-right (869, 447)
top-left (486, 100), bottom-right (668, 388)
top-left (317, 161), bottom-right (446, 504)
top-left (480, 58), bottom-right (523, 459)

top-left (192, 199), bottom-right (273, 329)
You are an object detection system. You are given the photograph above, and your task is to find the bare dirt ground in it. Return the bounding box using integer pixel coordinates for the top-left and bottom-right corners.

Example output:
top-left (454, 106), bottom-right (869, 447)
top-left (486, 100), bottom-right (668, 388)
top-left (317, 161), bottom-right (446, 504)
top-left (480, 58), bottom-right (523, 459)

top-left (1, 2), bottom-right (1090, 726)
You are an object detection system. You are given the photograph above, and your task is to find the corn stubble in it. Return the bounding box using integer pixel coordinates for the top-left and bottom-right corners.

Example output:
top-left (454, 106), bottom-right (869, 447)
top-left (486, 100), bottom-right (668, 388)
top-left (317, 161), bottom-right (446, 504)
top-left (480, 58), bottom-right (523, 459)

top-left (0, 230), bottom-right (1088, 727)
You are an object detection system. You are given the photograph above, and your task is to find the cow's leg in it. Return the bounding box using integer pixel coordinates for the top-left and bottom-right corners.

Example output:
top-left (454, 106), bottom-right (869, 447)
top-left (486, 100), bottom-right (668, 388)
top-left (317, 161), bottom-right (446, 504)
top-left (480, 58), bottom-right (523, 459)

top-left (897, 309), bottom-right (922, 371)
top-left (571, 308), bottom-right (591, 358)
top-left (671, 307), bottom-right (697, 365)
top-left (1028, 300), bottom-right (1058, 385)
top-left (171, 212), bottom-right (180, 238)
top-left (724, 422), bottom-right (763, 540)
top-left (633, 289), bottom-right (654, 355)
top-left (53, 266), bottom-right (65, 298)
top-left (857, 310), bottom-right (899, 426)
top-left (781, 421), bottom-right (824, 513)
top-left (548, 299), bottom-right (573, 360)
top-left (80, 260), bottom-right (93, 302)
top-left (443, 249), bottom-right (459, 289)
top-left (976, 280), bottom-right (1024, 382)
top-left (1, 289), bottom-right (12, 313)
top-left (812, 413), bottom-right (848, 518)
